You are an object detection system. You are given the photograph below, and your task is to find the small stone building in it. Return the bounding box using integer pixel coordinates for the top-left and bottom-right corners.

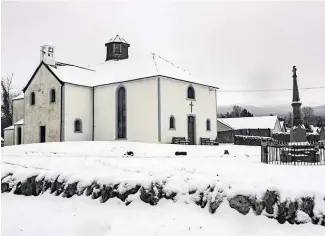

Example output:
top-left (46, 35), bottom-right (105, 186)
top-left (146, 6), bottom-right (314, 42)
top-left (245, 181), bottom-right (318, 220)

top-left (217, 116), bottom-right (282, 143)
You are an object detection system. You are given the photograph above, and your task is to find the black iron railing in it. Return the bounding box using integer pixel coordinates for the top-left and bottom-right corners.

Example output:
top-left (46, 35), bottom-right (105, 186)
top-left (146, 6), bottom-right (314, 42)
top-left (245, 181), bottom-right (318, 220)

top-left (261, 141), bottom-right (325, 165)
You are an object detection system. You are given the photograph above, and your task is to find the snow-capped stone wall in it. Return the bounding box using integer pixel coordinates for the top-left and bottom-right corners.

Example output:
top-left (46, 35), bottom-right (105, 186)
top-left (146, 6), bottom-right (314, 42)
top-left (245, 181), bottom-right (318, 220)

top-left (2, 173), bottom-right (324, 227)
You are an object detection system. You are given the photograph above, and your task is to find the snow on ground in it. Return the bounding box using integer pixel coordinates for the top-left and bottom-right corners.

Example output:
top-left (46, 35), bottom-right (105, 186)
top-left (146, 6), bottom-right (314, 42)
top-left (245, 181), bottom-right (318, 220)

top-left (2, 141), bottom-right (325, 200)
top-left (2, 193), bottom-right (324, 236)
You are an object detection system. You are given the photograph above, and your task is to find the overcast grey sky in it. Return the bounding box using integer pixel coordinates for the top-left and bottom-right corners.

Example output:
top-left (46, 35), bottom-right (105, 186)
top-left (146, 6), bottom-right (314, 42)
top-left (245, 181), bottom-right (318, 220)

top-left (1, 1), bottom-right (325, 106)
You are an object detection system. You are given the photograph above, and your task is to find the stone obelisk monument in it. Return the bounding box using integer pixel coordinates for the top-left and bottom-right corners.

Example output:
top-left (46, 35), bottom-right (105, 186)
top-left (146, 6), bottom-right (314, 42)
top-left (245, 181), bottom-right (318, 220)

top-left (290, 66), bottom-right (307, 142)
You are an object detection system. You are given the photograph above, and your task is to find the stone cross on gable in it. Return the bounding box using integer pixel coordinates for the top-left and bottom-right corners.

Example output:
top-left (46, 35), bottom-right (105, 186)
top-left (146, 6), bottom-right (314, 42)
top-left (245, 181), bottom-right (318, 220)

top-left (189, 101), bottom-right (194, 113)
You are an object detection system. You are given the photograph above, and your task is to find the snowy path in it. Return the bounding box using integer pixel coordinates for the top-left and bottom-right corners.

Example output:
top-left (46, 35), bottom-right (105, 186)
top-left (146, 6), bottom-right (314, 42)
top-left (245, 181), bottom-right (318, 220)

top-left (2, 193), bottom-right (324, 236)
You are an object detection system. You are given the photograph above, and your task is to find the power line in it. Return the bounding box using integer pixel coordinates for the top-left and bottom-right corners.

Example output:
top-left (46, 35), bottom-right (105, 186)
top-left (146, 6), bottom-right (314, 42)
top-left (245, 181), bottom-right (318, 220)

top-left (218, 86), bottom-right (325, 93)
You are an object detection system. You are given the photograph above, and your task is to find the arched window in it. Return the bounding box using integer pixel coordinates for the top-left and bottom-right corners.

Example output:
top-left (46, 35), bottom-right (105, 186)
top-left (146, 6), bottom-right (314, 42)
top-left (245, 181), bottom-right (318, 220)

top-left (116, 86), bottom-right (127, 139)
top-left (30, 92), bottom-right (35, 105)
top-left (50, 89), bottom-right (56, 103)
top-left (206, 119), bottom-right (211, 131)
top-left (187, 85), bottom-right (195, 99)
top-left (169, 116), bottom-right (175, 130)
top-left (74, 119), bottom-right (82, 132)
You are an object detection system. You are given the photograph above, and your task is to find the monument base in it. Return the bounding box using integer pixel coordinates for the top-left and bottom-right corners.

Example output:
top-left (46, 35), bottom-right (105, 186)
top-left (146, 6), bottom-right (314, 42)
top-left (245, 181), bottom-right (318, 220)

top-left (290, 125), bottom-right (307, 142)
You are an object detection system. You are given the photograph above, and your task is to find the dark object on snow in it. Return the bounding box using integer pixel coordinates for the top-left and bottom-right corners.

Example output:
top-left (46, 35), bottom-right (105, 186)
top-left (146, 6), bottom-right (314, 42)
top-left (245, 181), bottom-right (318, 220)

top-left (175, 151), bottom-right (187, 156)
top-left (171, 137), bottom-right (189, 145)
top-left (224, 150), bottom-right (229, 155)
top-left (124, 151), bottom-right (134, 156)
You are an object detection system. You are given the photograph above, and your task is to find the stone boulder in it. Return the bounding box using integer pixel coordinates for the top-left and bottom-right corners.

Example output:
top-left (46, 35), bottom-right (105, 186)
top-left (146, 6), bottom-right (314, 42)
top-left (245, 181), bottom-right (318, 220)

top-left (1, 182), bottom-right (10, 193)
top-left (117, 184), bottom-right (140, 202)
top-left (21, 176), bottom-right (37, 196)
top-left (264, 190), bottom-right (278, 215)
top-left (300, 196), bottom-right (315, 217)
top-left (249, 196), bottom-right (265, 215)
top-left (229, 195), bottom-right (251, 215)
top-left (277, 201), bottom-right (298, 224)
top-left (63, 182), bottom-right (79, 198)
top-left (140, 182), bottom-right (164, 205)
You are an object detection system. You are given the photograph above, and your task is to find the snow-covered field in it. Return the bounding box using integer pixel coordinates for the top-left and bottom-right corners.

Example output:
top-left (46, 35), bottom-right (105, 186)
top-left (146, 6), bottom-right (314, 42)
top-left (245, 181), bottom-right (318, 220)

top-left (2, 193), bottom-right (325, 236)
top-left (1, 141), bottom-right (325, 235)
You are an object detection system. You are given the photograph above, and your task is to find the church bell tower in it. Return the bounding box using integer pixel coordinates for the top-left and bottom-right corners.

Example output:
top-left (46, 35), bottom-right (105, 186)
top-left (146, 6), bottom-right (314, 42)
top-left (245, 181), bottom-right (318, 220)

top-left (40, 44), bottom-right (56, 66)
top-left (105, 35), bottom-right (130, 61)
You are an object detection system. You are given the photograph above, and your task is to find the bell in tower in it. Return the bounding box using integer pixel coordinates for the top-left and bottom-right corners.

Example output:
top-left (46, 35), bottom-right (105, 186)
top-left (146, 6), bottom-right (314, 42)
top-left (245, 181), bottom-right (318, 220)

top-left (105, 35), bottom-right (130, 61)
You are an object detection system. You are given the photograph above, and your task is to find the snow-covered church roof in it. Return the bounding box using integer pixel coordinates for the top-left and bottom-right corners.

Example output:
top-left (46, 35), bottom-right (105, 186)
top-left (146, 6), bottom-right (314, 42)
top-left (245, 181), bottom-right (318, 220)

top-left (13, 93), bottom-right (24, 100)
top-left (218, 116), bottom-right (279, 130)
top-left (49, 52), bottom-right (218, 88)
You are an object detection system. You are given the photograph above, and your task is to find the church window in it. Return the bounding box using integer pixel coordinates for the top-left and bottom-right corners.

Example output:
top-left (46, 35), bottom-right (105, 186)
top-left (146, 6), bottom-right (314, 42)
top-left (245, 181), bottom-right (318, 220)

top-left (30, 92), bottom-right (35, 105)
top-left (114, 44), bottom-right (121, 54)
top-left (74, 119), bottom-right (82, 132)
top-left (50, 89), bottom-right (56, 103)
top-left (116, 86), bottom-right (127, 139)
top-left (187, 85), bottom-right (195, 99)
top-left (169, 116), bottom-right (175, 130)
top-left (206, 119), bottom-right (211, 131)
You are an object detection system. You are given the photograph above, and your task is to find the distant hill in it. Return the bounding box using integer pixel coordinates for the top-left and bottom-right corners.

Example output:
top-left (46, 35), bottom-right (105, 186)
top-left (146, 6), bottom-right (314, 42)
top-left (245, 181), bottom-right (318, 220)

top-left (218, 104), bottom-right (325, 117)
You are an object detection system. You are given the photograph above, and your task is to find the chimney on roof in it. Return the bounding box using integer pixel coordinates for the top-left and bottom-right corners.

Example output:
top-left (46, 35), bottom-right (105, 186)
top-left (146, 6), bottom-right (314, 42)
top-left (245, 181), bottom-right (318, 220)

top-left (40, 44), bottom-right (56, 66)
top-left (105, 35), bottom-right (130, 61)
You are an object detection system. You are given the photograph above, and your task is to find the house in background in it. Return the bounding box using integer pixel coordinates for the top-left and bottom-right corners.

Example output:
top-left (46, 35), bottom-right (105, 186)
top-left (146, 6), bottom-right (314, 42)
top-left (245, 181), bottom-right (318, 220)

top-left (319, 127), bottom-right (325, 141)
top-left (3, 35), bottom-right (219, 146)
top-left (217, 116), bottom-right (282, 143)
top-left (3, 125), bottom-right (14, 146)
top-left (280, 121), bottom-right (287, 132)
top-left (216, 119), bottom-right (234, 143)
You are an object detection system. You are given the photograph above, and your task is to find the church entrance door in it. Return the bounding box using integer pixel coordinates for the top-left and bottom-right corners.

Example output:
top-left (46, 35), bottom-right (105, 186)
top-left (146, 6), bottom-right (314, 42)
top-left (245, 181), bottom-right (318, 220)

top-left (40, 126), bottom-right (46, 143)
top-left (188, 115), bottom-right (196, 145)
top-left (17, 127), bottom-right (22, 145)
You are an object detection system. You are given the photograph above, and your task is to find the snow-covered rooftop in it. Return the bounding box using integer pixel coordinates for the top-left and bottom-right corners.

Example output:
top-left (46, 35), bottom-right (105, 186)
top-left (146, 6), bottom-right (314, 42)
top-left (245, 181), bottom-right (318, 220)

top-left (4, 125), bottom-right (14, 131)
top-left (14, 119), bottom-right (24, 125)
top-left (107, 35), bottom-right (129, 44)
top-left (218, 116), bottom-right (279, 130)
top-left (13, 93), bottom-right (24, 100)
top-left (280, 121), bottom-right (285, 129)
top-left (49, 52), bottom-right (217, 87)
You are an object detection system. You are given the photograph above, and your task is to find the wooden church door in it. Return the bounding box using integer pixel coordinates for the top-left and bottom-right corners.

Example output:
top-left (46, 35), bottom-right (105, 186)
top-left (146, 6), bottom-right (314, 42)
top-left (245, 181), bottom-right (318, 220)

top-left (188, 116), bottom-right (196, 145)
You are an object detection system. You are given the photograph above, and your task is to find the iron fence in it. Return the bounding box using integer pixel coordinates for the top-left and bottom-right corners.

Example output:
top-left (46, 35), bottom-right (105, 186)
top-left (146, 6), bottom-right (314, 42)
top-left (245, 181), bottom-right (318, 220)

top-left (261, 141), bottom-right (325, 165)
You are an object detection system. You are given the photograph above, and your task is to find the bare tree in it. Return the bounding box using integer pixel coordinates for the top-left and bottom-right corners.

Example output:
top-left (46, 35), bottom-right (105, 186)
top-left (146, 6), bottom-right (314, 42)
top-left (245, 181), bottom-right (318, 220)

top-left (231, 105), bottom-right (243, 118)
top-left (302, 106), bottom-right (315, 126)
top-left (286, 112), bottom-right (292, 127)
top-left (1, 74), bottom-right (20, 136)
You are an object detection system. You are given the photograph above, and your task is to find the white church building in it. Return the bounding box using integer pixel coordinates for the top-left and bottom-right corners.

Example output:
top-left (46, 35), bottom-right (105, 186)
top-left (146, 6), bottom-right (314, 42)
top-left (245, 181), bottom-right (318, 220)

top-left (4, 35), bottom-right (219, 146)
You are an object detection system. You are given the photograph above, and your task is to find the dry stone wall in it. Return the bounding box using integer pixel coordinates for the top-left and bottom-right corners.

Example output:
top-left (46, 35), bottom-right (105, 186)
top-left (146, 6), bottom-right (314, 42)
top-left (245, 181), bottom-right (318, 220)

top-left (2, 173), bottom-right (324, 227)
